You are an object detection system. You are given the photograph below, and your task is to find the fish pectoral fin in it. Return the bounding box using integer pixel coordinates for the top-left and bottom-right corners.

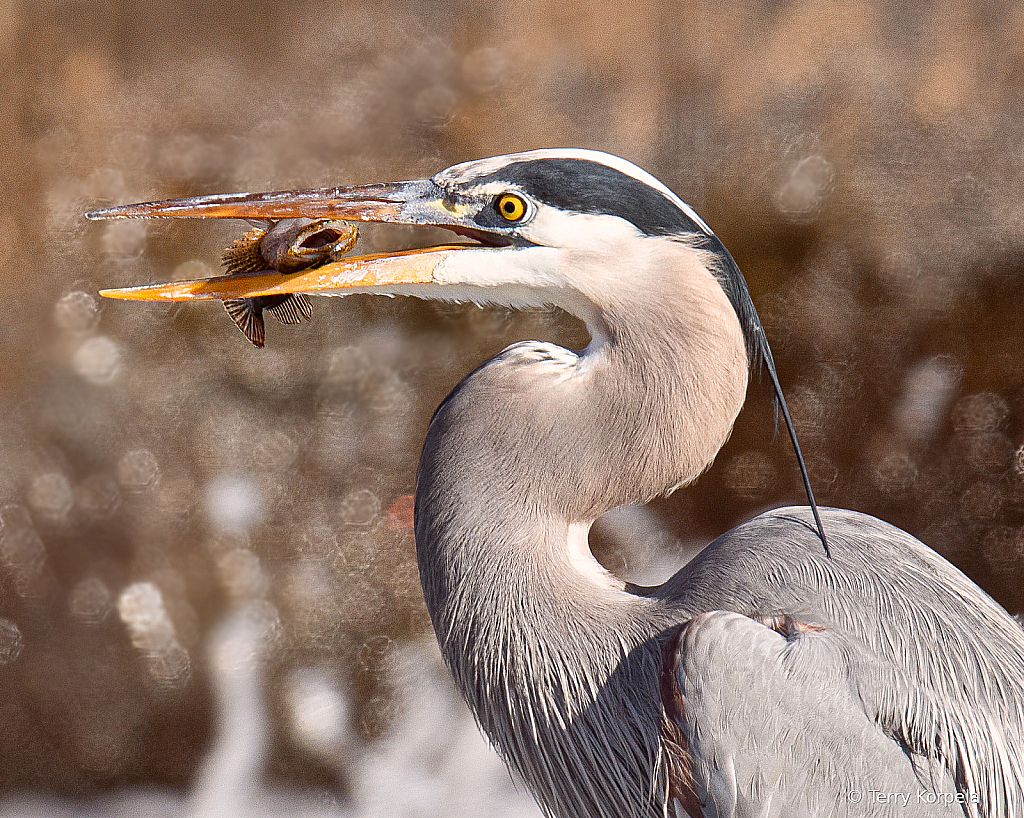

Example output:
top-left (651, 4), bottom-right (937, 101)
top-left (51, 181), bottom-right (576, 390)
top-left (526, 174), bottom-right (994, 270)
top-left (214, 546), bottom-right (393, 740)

top-left (223, 299), bottom-right (266, 347)
top-left (266, 293), bottom-right (313, 325)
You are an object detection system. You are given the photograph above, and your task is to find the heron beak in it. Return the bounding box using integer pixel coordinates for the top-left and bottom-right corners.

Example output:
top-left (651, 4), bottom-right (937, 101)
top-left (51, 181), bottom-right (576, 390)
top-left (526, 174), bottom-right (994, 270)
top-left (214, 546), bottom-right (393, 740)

top-left (87, 180), bottom-right (493, 302)
top-left (86, 179), bottom-right (436, 223)
top-left (97, 246), bottom-right (465, 302)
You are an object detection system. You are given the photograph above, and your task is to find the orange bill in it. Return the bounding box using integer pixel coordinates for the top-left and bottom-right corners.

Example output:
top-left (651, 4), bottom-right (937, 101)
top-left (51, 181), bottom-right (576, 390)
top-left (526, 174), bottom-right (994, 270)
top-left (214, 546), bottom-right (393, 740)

top-left (99, 246), bottom-right (467, 302)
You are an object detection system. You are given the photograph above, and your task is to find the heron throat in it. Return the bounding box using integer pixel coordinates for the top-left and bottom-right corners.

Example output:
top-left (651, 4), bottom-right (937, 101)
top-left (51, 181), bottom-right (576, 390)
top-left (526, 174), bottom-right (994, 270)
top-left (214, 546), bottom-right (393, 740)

top-left (412, 239), bottom-right (749, 818)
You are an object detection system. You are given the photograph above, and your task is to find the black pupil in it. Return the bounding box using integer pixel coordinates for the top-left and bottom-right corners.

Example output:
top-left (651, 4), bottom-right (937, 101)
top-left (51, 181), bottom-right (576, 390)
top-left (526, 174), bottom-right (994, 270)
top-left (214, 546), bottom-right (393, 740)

top-left (503, 199), bottom-right (516, 213)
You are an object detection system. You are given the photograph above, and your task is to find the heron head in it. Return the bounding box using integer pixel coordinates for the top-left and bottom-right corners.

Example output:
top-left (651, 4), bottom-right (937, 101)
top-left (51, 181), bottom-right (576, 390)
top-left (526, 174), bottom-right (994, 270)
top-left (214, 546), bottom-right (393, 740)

top-left (88, 149), bottom-right (754, 353)
top-left (88, 150), bottom-right (826, 544)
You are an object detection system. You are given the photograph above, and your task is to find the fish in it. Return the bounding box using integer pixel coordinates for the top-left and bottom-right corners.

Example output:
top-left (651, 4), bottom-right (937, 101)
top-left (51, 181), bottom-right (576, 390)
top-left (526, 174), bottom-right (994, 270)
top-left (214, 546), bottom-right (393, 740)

top-left (219, 218), bottom-right (357, 347)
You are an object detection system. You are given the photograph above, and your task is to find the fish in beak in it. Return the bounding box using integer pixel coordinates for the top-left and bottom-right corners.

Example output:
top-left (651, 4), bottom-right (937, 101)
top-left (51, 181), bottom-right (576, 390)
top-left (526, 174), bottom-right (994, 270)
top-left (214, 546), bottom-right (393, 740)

top-left (216, 218), bottom-right (357, 347)
top-left (87, 179), bottom-right (512, 323)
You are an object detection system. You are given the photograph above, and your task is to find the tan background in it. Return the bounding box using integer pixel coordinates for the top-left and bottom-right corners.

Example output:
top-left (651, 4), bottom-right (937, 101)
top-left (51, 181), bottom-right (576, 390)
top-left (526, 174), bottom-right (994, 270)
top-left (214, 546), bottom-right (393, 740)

top-left (2, 0), bottom-right (1023, 811)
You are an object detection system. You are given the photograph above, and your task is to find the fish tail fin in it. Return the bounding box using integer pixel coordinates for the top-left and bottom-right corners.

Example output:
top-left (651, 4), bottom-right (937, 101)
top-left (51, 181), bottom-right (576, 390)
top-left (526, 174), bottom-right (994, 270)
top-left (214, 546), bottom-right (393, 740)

top-left (223, 299), bottom-right (265, 347)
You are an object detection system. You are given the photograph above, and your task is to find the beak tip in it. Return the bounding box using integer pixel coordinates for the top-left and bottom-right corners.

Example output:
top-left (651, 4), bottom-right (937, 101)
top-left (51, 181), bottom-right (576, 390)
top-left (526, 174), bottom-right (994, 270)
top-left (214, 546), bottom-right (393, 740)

top-left (98, 287), bottom-right (136, 300)
top-left (86, 206), bottom-right (129, 221)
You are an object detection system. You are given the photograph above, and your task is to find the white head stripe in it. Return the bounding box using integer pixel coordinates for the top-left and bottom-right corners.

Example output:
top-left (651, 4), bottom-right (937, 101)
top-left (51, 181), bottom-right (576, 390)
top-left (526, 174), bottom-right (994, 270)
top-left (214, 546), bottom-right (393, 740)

top-left (435, 149), bottom-right (714, 236)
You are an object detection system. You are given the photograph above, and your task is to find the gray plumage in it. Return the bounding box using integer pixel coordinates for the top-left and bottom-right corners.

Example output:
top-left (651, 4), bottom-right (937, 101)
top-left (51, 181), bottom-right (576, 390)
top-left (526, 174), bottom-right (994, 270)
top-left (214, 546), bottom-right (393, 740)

top-left (88, 148), bottom-right (1024, 818)
top-left (415, 299), bottom-right (1024, 818)
top-left (410, 153), bottom-right (1024, 818)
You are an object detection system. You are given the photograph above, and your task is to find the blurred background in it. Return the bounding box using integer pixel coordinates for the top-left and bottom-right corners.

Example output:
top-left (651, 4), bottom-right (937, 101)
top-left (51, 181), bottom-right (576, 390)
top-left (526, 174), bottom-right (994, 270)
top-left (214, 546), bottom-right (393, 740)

top-left (3, 0), bottom-right (1024, 814)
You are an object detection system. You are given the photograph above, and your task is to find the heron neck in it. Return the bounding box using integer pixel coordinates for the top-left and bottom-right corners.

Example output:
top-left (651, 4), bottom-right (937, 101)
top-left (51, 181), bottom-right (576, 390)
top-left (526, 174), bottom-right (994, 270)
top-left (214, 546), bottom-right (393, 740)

top-left (413, 240), bottom-right (747, 817)
top-left (415, 235), bottom-right (749, 671)
top-left (415, 497), bottom-right (670, 818)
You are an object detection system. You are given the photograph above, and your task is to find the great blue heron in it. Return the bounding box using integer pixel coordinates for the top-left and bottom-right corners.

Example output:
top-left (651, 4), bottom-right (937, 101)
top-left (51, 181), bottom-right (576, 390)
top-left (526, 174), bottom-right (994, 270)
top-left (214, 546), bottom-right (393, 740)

top-left (88, 149), bottom-right (1024, 817)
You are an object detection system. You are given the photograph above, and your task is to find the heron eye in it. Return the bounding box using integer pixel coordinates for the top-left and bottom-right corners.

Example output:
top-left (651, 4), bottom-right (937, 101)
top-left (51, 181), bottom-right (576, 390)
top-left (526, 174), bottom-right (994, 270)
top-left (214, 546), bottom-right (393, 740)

top-left (496, 193), bottom-right (527, 222)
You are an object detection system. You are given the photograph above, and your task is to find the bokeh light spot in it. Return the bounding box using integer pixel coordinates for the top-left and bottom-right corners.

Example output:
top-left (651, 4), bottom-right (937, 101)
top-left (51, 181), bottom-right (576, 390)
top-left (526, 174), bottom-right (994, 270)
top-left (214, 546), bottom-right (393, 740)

top-left (54, 291), bottom-right (101, 334)
top-left (28, 472), bottom-right (74, 521)
top-left (72, 335), bottom-right (122, 385)
top-left (117, 449), bottom-right (161, 491)
top-left (339, 488), bottom-right (380, 527)
top-left (205, 475), bottom-right (264, 532)
top-left (0, 618), bottom-right (24, 664)
top-left (70, 577), bottom-right (113, 625)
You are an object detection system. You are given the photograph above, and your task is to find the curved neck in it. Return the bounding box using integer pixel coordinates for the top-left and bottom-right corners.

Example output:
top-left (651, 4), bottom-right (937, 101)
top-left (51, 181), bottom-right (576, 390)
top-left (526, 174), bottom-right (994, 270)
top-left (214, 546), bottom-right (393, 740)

top-left (413, 240), bottom-right (748, 818)
top-left (421, 240), bottom-right (748, 521)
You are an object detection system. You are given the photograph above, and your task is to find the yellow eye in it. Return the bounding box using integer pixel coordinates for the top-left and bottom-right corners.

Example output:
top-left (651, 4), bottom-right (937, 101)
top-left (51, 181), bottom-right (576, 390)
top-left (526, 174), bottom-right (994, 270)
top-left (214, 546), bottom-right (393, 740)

top-left (496, 193), bottom-right (527, 222)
